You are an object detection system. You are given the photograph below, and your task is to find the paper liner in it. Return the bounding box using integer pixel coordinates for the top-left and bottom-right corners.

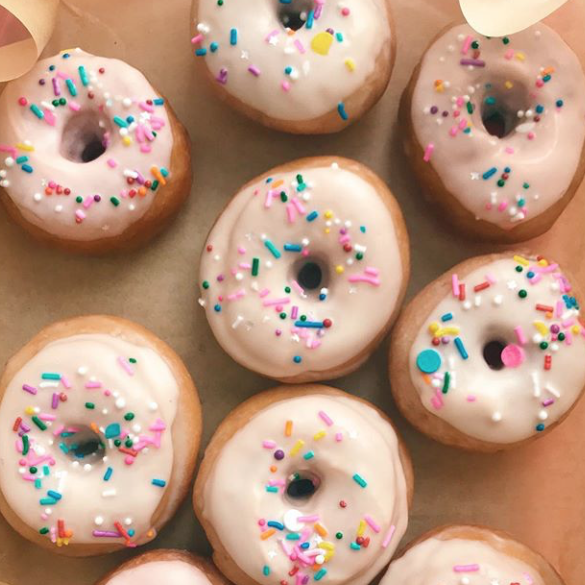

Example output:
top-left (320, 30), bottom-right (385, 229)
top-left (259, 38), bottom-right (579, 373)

top-left (0, 0), bottom-right (59, 82)
top-left (459, 0), bottom-right (570, 37)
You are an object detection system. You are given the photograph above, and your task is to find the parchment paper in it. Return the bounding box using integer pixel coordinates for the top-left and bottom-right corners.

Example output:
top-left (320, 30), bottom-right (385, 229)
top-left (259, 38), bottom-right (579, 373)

top-left (0, 0), bottom-right (584, 583)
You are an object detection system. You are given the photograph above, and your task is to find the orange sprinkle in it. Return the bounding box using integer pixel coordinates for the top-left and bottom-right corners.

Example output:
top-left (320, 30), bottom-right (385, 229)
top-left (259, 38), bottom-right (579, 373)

top-left (261, 528), bottom-right (276, 540)
top-left (272, 179), bottom-right (284, 189)
top-left (90, 422), bottom-right (100, 434)
top-left (150, 166), bottom-right (166, 186)
top-left (285, 420), bottom-right (293, 437)
top-left (543, 67), bottom-right (556, 75)
top-left (314, 523), bottom-right (328, 537)
top-left (270, 465), bottom-right (277, 473)
top-left (138, 186), bottom-right (147, 197)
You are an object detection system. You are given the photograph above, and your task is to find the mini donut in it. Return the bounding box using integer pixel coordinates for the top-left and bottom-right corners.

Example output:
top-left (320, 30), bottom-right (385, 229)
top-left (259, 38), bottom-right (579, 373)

top-left (389, 252), bottom-right (585, 452)
top-left (190, 0), bottom-right (395, 134)
top-left (194, 385), bottom-right (413, 585)
top-left (401, 23), bottom-right (585, 242)
top-left (380, 525), bottom-right (564, 585)
top-left (96, 549), bottom-right (230, 585)
top-left (0, 48), bottom-right (192, 254)
top-left (198, 156), bottom-right (409, 382)
top-left (0, 315), bottom-right (201, 556)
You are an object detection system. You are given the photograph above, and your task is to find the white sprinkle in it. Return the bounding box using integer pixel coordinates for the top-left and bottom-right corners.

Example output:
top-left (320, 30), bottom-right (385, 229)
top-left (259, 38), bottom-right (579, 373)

top-left (492, 412), bottom-right (502, 422)
top-left (94, 516), bottom-right (104, 526)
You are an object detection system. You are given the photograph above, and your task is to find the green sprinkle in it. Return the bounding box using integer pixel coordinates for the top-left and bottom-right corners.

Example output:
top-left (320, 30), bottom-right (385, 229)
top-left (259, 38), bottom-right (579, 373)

top-left (113, 115), bottom-right (128, 128)
top-left (303, 450), bottom-right (315, 460)
top-left (32, 416), bottom-right (47, 431)
top-left (76, 196), bottom-right (83, 203)
top-left (540, 341), bottom-right (549, 350)
top-left (129, 358), bottom-right (137, 364)
top-left (286, 533), bottom-right (301, 540)
top-left (262, 566), bottom-right (270, 577)
top-left (110, 196), bottom-right (120, 207)
top-left (466, 102), bottom-right (474, 114)
top-left (30, 104), bottom-right (44, 119)
top-left (315, 569), bottom-right (327, 581)
top-left (503, 37), bottom-right (510, 45)
top-left (85, 402), bottom-right (95, 409)
top-left (335, 532), bottom-right (343, 539)
top-left (518, 289), bottom-right (528, 299)
top-left (252, 257), bottom-right (260, 276)
top-left (39, 527), bottom-right (50, 535)
top-left (264, 239), bottom-right (281, 259)
top-left (516, 266), bottom-right (523, 272)
top-left (41, 373), bottom-right (60, 380)
top-left (78, 65), bottom-right (89, 86)
top-left (22, 435), bottom-right (29, 455)
top-left (350, 542), bottom-right (361, 550)
top-left (124, 413), bottom-right (135, 421)
top-left (280, 191), bottom-right (288, 202)
top-left (442, 371), bottom-right (451, 394)
top-left (202, 280), bottom-right (210, 289)
top-left (279, 312), bottom-right (287, 320)
top-left (30, 466), bottom-right (37, 474)
top-left (265, 486), bottom-right (278, 493)
top-left (284, 286), bottom-right (291, 293)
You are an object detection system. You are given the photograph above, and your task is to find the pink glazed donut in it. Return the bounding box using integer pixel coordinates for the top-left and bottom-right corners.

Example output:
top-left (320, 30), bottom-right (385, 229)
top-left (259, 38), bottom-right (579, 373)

top-left (0, 48), bottom-right (192, 253)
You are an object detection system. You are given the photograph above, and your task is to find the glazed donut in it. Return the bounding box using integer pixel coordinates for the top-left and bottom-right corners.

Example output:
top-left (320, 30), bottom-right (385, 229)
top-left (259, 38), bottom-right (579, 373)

top-left (401, 23), bottom-right (585, 242)
top-left (0, 315), bottom-right (201, 556)
top-left (389, 252), bottom-right (585, 452)
top-left (380, 525), bottom-right (564, 585)
top-left (198, 156), bottom-right (409, 382)
top-left (190, 0), bottom-right (395, 133)
top-left (0, 48), bottom-right (192, 254)
top-left (194, 385), bottom-right (413, 585)
top-left (96, 549), bottom-right (230, 585)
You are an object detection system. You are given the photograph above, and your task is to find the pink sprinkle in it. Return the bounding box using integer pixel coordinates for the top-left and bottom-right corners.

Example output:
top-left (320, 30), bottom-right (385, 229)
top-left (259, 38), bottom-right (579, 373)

top-left (107, 158), bottom-right (118, 168)
top-left (461, 34), bottom-right (473, 54)
top-left (191, 34), bottom-right (203, 44)
top-left (454, 564), bottom-right (480, 573)
top-left (542, 399), bottom-right (555, 407)
top-left (239, 262), bottom-right (251, 269)
top-left (43, 109), bottom-right (56, 126)
top-left (365, 267), bottom-right (379, 276)
top-left (431, 389), bottom-right (444, 410)
top-left (528, 131), bottom-right (535, 140)
top-left (291, 306), bottom-right (299, 319)
top-left (458, 118), bottom-right (467, 130)
top-left (505, 48), bottom-right (515, 60)
top-left (291, 197), bottom-right (306, 214)
top-left (85, 381), bottom-right (102, 389)
top-left (265, 29), bottom-right (279, 42)
top-left (118, 357), bottom-right (134, 376)
top-left (505, 146), bottom-right (515, 154)
top-left (364, 514), bottom-right (381, 533)
top-left (498, 200), bottom-right (508, 212)
top-left (341, 7), bottom-right (350, 16)
top-left (259, 288), bottom-right (271, 298)
top-left (514, 326), bottom-right (527, 346)
top-left (281, 81), bottom-right (291, 92)
top-left (452, 274), bottom-right (459, 297)
top-left (298, 514), bottom-right (319, 523)
top-left (61, 375), bottom-right (71, 389)
top-left (68, 101), bottom-right (81, 112)
top-left (238, 246), bottom-right (246, 255)
top-left (51, 393), bottom-right (59, 409)
top-left (318, 410), bottom-right (334, 426)
top-left (263, 298), bottom-right (290, 307)
top-left (75, 209), bottom-right (86, 221)
top-left (286, 203), bottom-right (297, 223)
top-left (467, 395), bottom-right (477, 402)
top-left (536, 79), bottom-right (544, 88)
top-left (449, 125), bottom-right (459, 137)
top-left (248, 65), bottom-right (261, 77)
top-left (348, 274), bottom-right (380, 286)
top-left (83, 196), bottom-right (94, 209)
top-left (381, 525), bottom-right (396, 548)
top-left (268, 479), bottom-right (286, 487)
top-left (22, 384), bottom-right (37, 395)
top-left (52, 425), bottom-right (65, 436)
top-left (423, 143), bottom-right (434, 162)
top-left (294, 39), bottom-right (306, 54)
top-left (227, 289), bottom-right (246, 301)
top-left (262, 440), bottom-right (276, 449)
top-left (335, 432), bottom-right (343, 442)
top-left (265, 190), bottom-right (274, 208)
top-left (38, 413), bottom-right (56, 422)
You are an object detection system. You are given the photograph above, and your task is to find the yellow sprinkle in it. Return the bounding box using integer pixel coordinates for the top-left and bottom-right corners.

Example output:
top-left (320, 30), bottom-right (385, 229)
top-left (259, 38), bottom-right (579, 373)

top-left (534, 321), bottom-right (548, 336)
top-left (324, 228), bottom-right (331, 234)
top-left (324, 210), bottom-right (333, 219)
top-left (16, 143), bottom-right (34, 152)
top-left (335, 265), bottom-right (344, 275)
top-left (572, 325), bottom-right (581, 334)
top-left (25, 406), bottom-right (35, 415)
top-left (435, 326), bottom-right (460, 337)
top-left (289, 439), bottom-right (305, 456)
top-left (515, 52), bottom-right (526, 61)
top-left (122, 136), bottom-right (132, 146)
top-left (311, 31), bottom-right (334, 56)
top-left (285, 420), bottom-right (293, 437)
top-left (538, 259), bottom-right (549, 267)
top-left (260, 528), bottom-right (276, 540)
top-left (314, 523), bottom-right (328, 537)
top-left (434, 80), bottom-right (444, 93)
top-left (504, 81), bottom-right (513, 90)
top-left (320, 541), bottom-right (334, 551)
top-left (344, 58), bottom-right (356, 72)
top-left (428, 322), bottom-right (440, 334)
top-left (313, 430), bottom-right (326, 440)
top-left (357, 520), bottom-right (366, 537)
top-left (513, 255), bottom-right (529, 266)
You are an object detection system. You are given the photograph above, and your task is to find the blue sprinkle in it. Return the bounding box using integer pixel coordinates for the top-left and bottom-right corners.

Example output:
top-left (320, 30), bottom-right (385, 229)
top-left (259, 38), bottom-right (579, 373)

top-left (284, 243), bottom-right (303, 252)
top-left (263, 566), bottom-right (270, 577)
top-left (78, 65), bottom-right (89, 87)
top-left (335, 32), bottom-right (343, 42)
top-left (230, 28), bottom-right (238, 45)
top-left (265, 486), bottom-right (278, 493)
top-left (153, 98), bottom-right (165, 105)
top-left (34, 478), bottom-right (42, 489)
top-left (16, 156), bottom-right (28, 164)
top-left (152, 479), bottom-right (166, 488)
top-left (294, 321), bottom-right (323, 329)
top-left (105, 423), bottom-right (121, 439)
top-left (113, 116), bottom-right (128, 128)
top-left (128, 529), bottom-right (136, 537)
top-left (21, 164), bottom-right (33, 173)
top-left (210, 42), bottom-right (219, 52)
top-left (47, 490), bottom-right (62, 500)
top-left (284, 66), bottom-right (293, 75)
top-left (267, 521), bottom-right (285, 530)
top-left (214, 304), bottom-right (222, 312)
top-left (337, 102), bottom-right (349, 121)
top-left (350, 542), bottom-right (361, 550)
top-left (441, 313), bottom-right (453, 322)
top-left (66, 79), bottom-right (77, 97)
top-left (482, 167), bottom-right (497, 180)
top-left (303, 450), bottom-right (315, 460)
top-left (293, 356), bottom-right (302, 364)
top-left (315, 568), bottom-right (327, 581)
top-left (306, 9), bottom-right (315, 28)
top-left (454, 337), bottom-right (469, 360)
top-left (195, 48), bottom-right (208, 56)
top-left (306, 211), bottom-right (318, 222)
top-left (160, 167), bottom-right (169, 177)
top-left (360, 226), bottom-right (366, 233)
top-left (104, 467), bottom-right (113, 481)
top-left (536, 423), bottom-right (545, 432)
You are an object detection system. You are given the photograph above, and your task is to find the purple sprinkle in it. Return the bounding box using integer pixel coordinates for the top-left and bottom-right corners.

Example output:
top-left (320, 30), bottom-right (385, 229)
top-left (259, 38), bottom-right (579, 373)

top-left (39, 79), bottom-right (46, 86)
top-left (92, 530), bottom-right (122, 538)
top-left (274, 449), bottom-right (285, 461)
top-left (93, 194), bottom-right (101, 202)
top-left (460, 58), bottom-right (486, 67)
top-left (442, 111), bottom-right (449, 117)
top-left (430, 106), bottom-right (439, 114)
top-left (23, 384), bottom-right (37, 395)
top-left (51, 393), bottom-right (59, 409)
top-left (216, 68), bottom-right (228, 85)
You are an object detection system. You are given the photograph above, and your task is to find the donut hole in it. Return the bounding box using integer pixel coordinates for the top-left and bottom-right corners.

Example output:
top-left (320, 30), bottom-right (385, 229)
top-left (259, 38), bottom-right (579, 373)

top-left (481, 81), bottom-right (529, 139)
top-left (482, 339), bottom-right (507, 370)
top-left (60, 110), bottom-right (109, 163)
top-left (61, 425), bottom-right (106, 461)
top-left (293, 257), bottom-right (328, 293)
top-left (277, 0), bottom-right (315, 31)
top-left (286, 470), bottom-right (321, 502)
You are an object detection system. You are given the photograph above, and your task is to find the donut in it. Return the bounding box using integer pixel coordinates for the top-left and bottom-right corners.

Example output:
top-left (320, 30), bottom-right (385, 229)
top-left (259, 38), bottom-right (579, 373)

top-left (190, 0), bottom-right (395, 134)
top-left (401, 23), bottom-right (585, 242)
top-left (389, 252), bottom-right (585, 452)
top-left (0, 48), bottom-right (192, 254)
top-left (193, 385), bottom-right (413, 585)
top-left (198, 157), bottom-right (409, 382)
top-left (96, 550), bottom-right (230, 585)
top-left (380, 525), bottom-right (564, 585)
top-left (0, 315), bottom-right (201, 556)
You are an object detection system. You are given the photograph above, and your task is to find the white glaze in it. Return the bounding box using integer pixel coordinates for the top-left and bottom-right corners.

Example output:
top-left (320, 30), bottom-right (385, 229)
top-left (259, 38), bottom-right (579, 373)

top-left (410, 24), bottom-right (585, 229)
top-left (0, 334), bottom-right (179, 548)
top-left (0, 48), bottom-right (173, 241)
top-left (105, 560), bottom-right (212, 585)
top-left (408, 255), bottom-right (585, 444)
top-left (201, 393), bottom-right (409, 585)
top-left (193, 0), bottom-right (391, 121)
top-left (381, 536), bottom-right (545, 585)
top-left (198, 161), bottom-right (404, 379)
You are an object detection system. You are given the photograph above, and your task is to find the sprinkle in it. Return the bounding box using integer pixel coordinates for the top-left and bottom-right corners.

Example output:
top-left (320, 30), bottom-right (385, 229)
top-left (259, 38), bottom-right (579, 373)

top-left (264, 240), bottom-right (281, 259)
top-left (382, 525), bottom-right (396, 548)
top-left (230, 28), bottom-right (238, 45)
top-left (103, 467), bottom-right (113, 481)
top-left (248, 65), bottom-right (261, 77)
top-left (42, 373), bottom-right (61, 380)
top-left (454, 337), bottom-right (469, 360)
top-left (285, 420), bottom-right (293, 436)
top-left (364, 514), bottom-right (381, 533)
top-left (318, 411), bottom-right (334, 426)
top-left (263, 566), bottom-right (270, 577)
top-left (32, 416), bottom-right (47, 431)
top-left (152, 479), bottom-right (166, 487)
top-left (30, 104), bottom-right (44, 119)
top-left (314, 569), bottom-right (327, 581)
top-left (307, 211), bottom-right (318, 222)
top-left (423, 143), bottom-right (434, 162)
top-left (22, 384), bottom-right (37, 395)
top-left (352, 473), bottom-right (367, 488)
top-left (260, 528), bottom-right (276, 540)
top-left (337, 102), bottom-right (349, 121)
top-left (289, 439), bottom-right (305, 456)
top-left (460, 58), bottom-right (485, 67)
top-left (454, 564), bottom-right (480, 572)
top-left (66, 79), bottom-right (77, 96)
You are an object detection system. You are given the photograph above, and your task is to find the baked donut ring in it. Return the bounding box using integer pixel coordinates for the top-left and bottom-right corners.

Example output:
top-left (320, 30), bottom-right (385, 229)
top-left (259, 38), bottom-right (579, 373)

top-left (96, 549), bottom-right (230, 585)
top-left (380, 525), bottom-right (564, 584)
top-left (401, 22), bottom-right (585, 242)
top-left (390, 252), bottom-right (585, 452)
top-left (0, 315), bottom-right (201, 556)
top-left (198, 156), bottom-right (409, 382)
top-left (190, 0), bottom-right (395, 134)
top-left (194, 385), bottom-right (413, 585)
top-left (0, 48), bottom-right (192, 254)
